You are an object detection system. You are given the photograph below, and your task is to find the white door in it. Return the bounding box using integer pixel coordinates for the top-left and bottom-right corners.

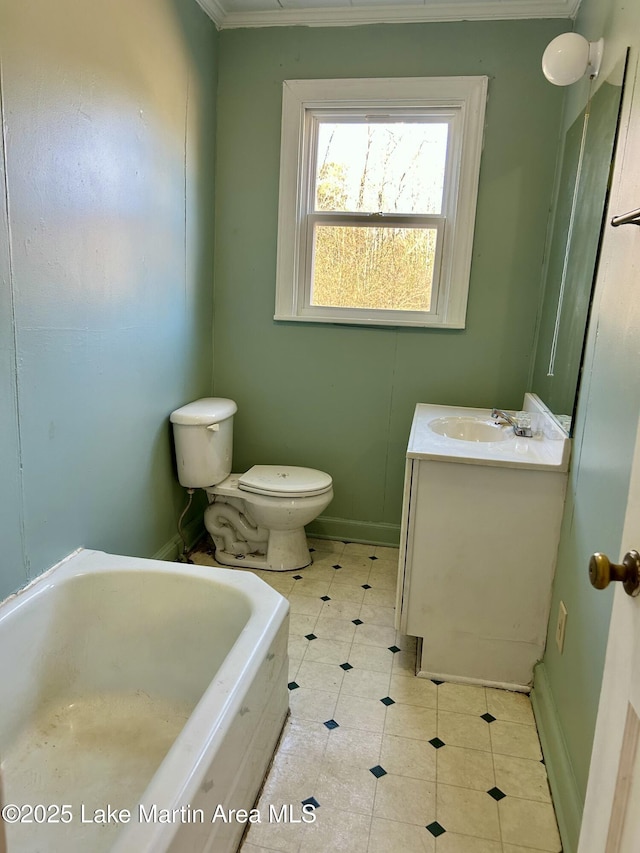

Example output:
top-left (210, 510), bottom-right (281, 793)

top-left (578, 416), bottom-right (640, 851)
top-left (577, 39), bottom-right (640, 848)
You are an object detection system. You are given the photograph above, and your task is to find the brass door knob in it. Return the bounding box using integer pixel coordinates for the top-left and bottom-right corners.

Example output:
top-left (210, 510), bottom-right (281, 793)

top-left (589, 551), bottom-right (640, 597)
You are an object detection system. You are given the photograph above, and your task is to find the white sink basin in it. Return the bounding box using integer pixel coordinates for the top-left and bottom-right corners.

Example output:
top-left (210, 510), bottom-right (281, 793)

top-left (408, 398), bottom-right (571, 471)
top-left (428, 416), bottom-right (511, 443)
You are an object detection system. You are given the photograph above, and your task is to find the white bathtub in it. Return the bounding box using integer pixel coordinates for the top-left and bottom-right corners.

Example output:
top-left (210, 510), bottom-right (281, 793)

top-left (0, 549), bottom-right (289, 853)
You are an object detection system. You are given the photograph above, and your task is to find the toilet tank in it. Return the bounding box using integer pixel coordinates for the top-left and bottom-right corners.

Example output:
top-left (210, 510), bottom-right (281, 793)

top-left (169, 398), bottom-right (238, 489)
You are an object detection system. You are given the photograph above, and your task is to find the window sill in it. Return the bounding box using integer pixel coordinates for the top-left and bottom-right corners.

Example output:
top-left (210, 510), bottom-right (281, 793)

top-left (273, 313), bottom-right (466, 329)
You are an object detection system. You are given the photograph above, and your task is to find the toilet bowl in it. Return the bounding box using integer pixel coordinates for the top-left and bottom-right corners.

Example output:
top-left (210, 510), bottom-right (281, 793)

top-left (206, 467), bottom-right (333, 570)
top-left (170, 399), bottom-right (333, 571)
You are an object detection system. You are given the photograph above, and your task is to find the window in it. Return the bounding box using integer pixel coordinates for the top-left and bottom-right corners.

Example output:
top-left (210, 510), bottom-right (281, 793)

top-left (275, 77), bottom-right (488, 328)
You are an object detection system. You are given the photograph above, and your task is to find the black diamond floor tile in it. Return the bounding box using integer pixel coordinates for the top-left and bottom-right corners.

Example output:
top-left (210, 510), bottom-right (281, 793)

top-left (332, 564), bottom-right (342, 570)
top-left (429, 737), bottom-right (445, 749)
top-left (305, 633), bottom-right (317, 641)
top-left (380, 696), bottom-right (395, 706)
top-left (340, 662), bottom-right (353, 671)
top-left (369, 765), bottom-right (387, 778)
top-left (388, 645), bottom-right (401, 653)
top-left (301, 796), bottom-right (320, 809)
top-left (321, 595), bottom-right (331, 601)
top-left (352, 618), bottom-right (363, 625)
top-left (426, 821), bottom-right (446, 837)
top-left (288, 681), bottom-right (299, 690)
top-left (487, 786), bottom-right (506, 801)
top-left (481, 712), bottom-right (497, 723)
top-left (324, 719), bottom-right (339, 730)
top-left (431, 679), bottom-right (444, 685)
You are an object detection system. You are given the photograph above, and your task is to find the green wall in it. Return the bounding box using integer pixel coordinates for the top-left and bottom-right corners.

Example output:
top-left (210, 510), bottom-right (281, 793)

top-left (213, 20), bottom-right (568, 544)
top-left (0, 0), bottom-right (217, 596)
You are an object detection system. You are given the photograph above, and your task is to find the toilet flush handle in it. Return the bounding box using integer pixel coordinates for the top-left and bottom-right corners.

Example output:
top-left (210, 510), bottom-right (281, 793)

top-left (206, 424), bottom-right (220, 432)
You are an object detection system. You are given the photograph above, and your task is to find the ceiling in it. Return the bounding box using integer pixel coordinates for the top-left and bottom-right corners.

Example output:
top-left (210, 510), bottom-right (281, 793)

top-left (196, 0), bottom-right (580, 29)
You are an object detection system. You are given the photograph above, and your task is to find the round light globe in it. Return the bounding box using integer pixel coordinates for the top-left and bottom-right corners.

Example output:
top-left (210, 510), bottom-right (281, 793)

top-left (542, 33), bottom-right (591, 86)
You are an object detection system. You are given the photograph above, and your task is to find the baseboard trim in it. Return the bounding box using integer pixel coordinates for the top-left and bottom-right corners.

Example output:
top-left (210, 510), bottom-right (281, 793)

top-left (531, 662), bottom-right (583, 853)
top-left (306, 515), bottom-right (400, 546)
top-left (153, 517), bottom-right (205, 562)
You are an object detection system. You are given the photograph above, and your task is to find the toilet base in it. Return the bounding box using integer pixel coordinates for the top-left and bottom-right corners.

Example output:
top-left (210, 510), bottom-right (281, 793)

top-left (204, 493), bottom-right (316, 572)
top-left (214, 528), bottom-right (312, 572)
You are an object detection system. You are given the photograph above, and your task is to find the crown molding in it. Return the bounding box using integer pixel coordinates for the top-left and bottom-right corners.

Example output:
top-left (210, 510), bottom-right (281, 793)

top-left (203, 0), bottom-right (580, 30)
top-left (194, 0), bottom-right (226, 28)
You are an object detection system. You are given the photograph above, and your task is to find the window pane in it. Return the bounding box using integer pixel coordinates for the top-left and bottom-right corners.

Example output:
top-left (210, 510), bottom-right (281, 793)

top-left (315, 122), bottom-right (448, 215)
top-left (311, 225), bottom-right (436, 311)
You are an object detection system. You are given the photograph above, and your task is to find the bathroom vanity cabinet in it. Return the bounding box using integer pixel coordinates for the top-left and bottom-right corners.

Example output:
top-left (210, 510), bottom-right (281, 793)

top-left (395, 397), bottom-right (570, 691)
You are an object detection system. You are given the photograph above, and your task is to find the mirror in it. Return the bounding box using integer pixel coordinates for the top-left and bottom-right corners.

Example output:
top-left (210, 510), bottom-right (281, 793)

top-left (530, 51), bottom-right (628, 433)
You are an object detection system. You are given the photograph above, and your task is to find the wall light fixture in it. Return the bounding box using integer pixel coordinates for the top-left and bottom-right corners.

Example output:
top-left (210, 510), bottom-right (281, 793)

top-left (542, 33), bottom-right (604, 86)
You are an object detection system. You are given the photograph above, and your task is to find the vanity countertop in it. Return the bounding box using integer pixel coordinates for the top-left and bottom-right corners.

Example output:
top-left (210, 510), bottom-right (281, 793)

top-left (407, 403), bottom-right (571, 472)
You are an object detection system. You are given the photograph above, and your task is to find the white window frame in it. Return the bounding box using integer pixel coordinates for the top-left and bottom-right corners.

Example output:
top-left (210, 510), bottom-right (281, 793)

top-left (275, 76), bottom-right (488, 329)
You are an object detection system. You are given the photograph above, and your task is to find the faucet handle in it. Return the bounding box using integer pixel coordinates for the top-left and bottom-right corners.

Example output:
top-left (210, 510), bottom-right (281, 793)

top-left (512, 412), bottom-right (533, 437)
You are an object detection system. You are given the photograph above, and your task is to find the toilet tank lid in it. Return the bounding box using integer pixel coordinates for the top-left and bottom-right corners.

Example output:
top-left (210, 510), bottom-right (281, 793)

top-left (170, 398), bottom-right (237, 425)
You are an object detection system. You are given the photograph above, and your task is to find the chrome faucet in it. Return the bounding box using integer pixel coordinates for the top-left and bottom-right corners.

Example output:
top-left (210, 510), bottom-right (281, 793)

top-left (491, 408), bottom-right (533, 437)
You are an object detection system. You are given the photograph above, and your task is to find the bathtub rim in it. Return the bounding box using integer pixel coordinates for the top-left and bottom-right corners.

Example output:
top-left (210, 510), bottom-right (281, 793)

top-left (0, 547), bottom-right (284, 624)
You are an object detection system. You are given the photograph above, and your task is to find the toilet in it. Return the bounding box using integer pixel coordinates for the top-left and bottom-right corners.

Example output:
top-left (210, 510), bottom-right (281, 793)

top-left (170, 398), bottom-right (333, 571)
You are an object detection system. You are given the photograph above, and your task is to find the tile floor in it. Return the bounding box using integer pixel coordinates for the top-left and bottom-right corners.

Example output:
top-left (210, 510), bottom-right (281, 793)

top-left (190, 538), bottom-right (562, 853)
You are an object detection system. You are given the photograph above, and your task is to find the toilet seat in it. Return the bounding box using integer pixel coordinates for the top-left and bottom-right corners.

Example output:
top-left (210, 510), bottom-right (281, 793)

top-left (238, 465), bottom-right (333, 498)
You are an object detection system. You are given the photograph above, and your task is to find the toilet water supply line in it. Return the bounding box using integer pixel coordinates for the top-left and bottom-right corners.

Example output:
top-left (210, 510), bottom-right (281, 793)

top-left (177, 488), bottom-right (195, 560)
